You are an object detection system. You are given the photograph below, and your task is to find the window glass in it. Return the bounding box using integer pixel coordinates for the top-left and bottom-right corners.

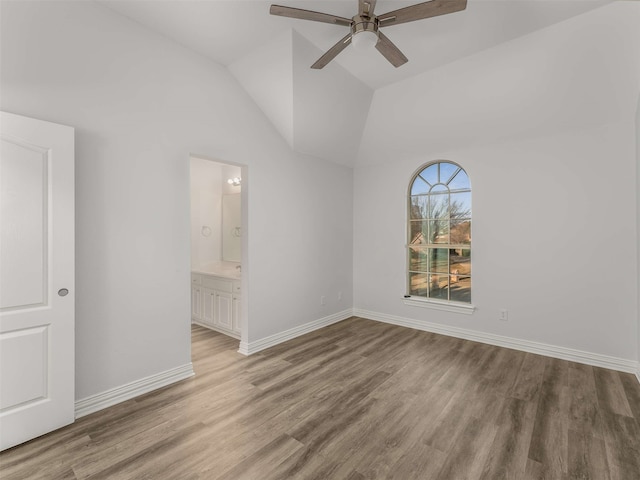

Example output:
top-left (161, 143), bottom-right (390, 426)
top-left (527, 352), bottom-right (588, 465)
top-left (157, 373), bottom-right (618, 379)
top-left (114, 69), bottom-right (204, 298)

top-left (420, 165), bottom-right (438, 186)
top-left (407, 161), bottom-right (471, 304)
top-left (429, 193), bottom-right (449, 219)
top-left (450, 192), bottom-right (471, 217)
top-left (448, 169), bottom-right (470, 191)
top-left (409, 196), bottom-right (428, 220)
top-left (439, 162), bottom-right (459, 184)
top-left (411, 177), bottom-right (430, 195)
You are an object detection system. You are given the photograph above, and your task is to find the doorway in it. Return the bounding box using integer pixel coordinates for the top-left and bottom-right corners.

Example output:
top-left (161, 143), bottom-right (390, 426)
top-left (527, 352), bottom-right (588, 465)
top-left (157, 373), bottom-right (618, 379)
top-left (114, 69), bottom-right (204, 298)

top-left (189, 155), bottom-right (246, 351)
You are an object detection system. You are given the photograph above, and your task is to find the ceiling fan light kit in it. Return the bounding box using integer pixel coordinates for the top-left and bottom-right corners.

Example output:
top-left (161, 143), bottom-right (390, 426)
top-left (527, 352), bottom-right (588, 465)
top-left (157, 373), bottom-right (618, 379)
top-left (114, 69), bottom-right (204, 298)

top-left (350, 15), bottom-right (379, 51)
top-left (270, 0), bottom-right (467, 69)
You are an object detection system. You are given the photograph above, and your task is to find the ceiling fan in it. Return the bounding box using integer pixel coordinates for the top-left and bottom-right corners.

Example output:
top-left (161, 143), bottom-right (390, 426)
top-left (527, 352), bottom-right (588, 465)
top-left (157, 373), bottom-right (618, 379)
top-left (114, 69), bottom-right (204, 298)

top-left (270, 0), bottom-right (467, 69)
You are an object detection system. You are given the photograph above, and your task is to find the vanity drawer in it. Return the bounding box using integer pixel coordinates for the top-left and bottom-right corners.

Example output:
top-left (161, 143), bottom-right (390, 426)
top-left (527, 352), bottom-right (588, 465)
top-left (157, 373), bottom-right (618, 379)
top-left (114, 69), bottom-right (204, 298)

top-left (202, 275), bottom-right (233, 292)
top-left (233, 281), bottom-right (241, 294)
top-left (191, 274), bottom-right (202, 285)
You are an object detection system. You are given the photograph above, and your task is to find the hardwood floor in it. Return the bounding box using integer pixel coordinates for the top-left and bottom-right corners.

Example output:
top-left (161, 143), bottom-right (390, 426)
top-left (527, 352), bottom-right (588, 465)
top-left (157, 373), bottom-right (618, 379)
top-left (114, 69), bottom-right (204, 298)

top-left (1, 317), bottom-right (639, 479)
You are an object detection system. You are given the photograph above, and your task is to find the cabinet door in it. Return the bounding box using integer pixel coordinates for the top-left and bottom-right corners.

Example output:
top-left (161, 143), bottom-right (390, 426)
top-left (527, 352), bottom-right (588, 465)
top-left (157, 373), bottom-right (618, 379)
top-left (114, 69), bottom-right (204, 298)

top-left (202, 288), bottom-right (215, 326)
top-left (215, 291), bottom-right (233, 330)
top-left (191, 285), bottom-right (202, 321)
top-left (232, 295), bottom-right (241, 334)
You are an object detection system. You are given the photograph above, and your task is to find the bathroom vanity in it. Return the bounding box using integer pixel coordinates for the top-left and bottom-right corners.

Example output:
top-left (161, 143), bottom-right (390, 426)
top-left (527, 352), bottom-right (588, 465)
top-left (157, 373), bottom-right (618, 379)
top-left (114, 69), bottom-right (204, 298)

top-left (191, 262), bottom-right (241, 339)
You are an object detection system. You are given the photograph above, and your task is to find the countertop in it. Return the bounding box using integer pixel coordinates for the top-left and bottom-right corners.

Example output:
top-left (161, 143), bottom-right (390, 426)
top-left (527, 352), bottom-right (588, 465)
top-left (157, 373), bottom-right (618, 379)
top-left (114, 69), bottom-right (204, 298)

top-left (192, 261), bottom-right (241, 280)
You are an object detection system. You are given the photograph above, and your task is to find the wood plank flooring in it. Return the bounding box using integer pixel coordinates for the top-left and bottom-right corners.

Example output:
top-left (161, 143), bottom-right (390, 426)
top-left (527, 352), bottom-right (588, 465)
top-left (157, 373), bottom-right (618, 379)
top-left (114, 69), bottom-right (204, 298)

top-left (1, 317), bottom-right (639, 479)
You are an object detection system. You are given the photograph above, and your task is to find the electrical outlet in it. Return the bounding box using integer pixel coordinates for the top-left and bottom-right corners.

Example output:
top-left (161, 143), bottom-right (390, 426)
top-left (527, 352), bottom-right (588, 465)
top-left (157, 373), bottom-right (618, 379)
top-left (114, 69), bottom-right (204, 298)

top-left (499, 309), bottom-right (508, 321)
top-left (321, 295), bottom-right (326, 305)
top-left (338, 291), bottom-right (343, 301)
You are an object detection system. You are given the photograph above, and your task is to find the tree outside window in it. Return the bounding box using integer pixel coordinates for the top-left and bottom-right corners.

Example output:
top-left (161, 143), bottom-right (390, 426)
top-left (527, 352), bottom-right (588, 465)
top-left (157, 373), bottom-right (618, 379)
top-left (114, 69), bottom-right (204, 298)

top-left (408, 161), bottom-right (471, 303)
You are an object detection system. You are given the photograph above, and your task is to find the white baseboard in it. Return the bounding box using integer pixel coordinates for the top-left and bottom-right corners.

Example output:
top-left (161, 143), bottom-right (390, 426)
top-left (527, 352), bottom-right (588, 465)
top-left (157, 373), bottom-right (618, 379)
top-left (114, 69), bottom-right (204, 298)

top-left (71, 311), bottom-right (639, 419)
top-left (75, 363), bottom-right (195, 418)
top-left (353, 308), bottom-right (640, 376)
top-left (192, 320), bottom-right (240, 340)
top-left (238, 309), bottom-right (353, 356)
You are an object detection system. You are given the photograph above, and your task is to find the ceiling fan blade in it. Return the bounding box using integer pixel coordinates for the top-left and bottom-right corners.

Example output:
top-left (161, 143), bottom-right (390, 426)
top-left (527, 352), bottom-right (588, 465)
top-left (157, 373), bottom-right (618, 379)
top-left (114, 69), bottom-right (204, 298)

top-left (375, 31), bottom-right (408, 68)
top-left (377, 0), bottom-right (467, 27)
top-left (270, 5), bottom-right (352, 27)
top-left (311, 33), bottom-right (352, 69)
top-left (358, 0), bottom-right (377, 17)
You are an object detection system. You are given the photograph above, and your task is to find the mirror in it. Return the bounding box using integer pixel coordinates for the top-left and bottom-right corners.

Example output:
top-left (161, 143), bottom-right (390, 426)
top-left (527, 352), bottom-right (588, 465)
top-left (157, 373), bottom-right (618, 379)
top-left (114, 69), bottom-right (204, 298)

top-left (222, 193), bottom-right (241, 262)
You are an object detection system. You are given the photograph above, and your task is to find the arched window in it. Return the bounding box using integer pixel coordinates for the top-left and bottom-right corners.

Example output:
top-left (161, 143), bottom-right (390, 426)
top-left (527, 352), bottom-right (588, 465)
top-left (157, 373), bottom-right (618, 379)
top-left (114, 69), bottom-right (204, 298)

top-left (407, 161), bottom-right (471, 304)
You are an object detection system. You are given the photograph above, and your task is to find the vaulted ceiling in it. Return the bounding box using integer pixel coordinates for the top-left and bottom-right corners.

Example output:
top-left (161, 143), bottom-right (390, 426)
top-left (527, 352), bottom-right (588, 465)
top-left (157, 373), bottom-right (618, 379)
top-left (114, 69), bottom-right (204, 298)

top-left (98, 0), bottom-right (613, 165)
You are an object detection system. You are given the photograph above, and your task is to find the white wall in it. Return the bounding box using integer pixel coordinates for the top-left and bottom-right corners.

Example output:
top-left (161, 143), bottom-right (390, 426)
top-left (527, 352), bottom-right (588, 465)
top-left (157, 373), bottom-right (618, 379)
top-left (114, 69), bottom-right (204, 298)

top-left (247, 147), bottom-right (354, 340)
top-left (230, 28), bottom-right (374, 166)
top-left (636, 94), bottom-right (640, 375)
top-left (357, 2), bottom-right (640, 167)
top-left (290, 30), bottom-right (373, 165)
top-left (0, 1), bottom-right (353, 400)
top-left (354, 3), bottom-right (640, 363)
top-left (190, 157), bottom-right (223, 269)
top-left (355, 122), bottom-right (637, 359)
top-left (228, 30), bottom-right (295, 148)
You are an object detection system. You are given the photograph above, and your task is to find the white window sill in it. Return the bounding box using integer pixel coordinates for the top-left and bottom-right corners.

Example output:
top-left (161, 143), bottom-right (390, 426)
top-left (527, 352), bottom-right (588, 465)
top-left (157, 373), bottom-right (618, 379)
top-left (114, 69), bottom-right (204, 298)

top-left (402, 296), bottom-right (475, 315)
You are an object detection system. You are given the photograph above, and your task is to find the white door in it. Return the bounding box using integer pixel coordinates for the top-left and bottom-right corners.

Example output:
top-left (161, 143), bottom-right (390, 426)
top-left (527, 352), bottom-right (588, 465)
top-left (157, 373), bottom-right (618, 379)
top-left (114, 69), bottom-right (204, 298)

top-left (0, 111), bottom-right (75, 451)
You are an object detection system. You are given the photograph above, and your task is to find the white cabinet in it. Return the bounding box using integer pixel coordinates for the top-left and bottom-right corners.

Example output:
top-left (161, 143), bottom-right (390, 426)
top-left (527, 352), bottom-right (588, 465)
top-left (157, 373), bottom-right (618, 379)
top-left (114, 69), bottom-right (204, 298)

top-left (232, 294), bottom-right (241, 335)
top-left (202, 288), bottom-right (215, 326)
top-left (215, 291), bottom-right (233, 330)
top-left (231, 280), bottom-right (241, 335)
top-left (191, 274), bottom-right (202, 322)
top-left (191, 273), bottom-right (241, 339)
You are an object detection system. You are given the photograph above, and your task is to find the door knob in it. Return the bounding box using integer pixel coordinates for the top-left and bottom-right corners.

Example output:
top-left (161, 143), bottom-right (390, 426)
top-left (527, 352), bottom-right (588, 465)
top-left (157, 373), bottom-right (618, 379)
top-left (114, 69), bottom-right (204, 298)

top-left (58, 288), bottom-right (69, 297)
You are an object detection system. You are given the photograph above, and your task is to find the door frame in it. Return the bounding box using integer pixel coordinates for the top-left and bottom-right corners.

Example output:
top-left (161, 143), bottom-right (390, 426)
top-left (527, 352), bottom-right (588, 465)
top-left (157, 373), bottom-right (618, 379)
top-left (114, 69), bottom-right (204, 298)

top-left (188, 153), bottom-right (248, 352)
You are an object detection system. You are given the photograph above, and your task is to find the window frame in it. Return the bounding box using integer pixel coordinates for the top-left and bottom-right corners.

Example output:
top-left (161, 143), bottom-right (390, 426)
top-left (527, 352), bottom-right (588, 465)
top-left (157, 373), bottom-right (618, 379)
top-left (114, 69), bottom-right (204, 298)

top-left (404, 160), bottom-right (475, 314)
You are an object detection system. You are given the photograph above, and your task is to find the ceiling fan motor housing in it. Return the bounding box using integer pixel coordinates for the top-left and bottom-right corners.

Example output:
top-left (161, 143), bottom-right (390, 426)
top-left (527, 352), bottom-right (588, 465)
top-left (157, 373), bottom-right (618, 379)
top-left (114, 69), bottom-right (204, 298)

top-left (351, 14), bottom-right (379, 38)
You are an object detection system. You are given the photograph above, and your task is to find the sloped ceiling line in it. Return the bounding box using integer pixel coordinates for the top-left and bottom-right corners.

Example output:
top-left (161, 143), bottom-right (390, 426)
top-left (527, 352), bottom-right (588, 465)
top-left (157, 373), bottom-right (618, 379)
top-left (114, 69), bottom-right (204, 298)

top-left (230, 28), bottom-right (373, 166)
